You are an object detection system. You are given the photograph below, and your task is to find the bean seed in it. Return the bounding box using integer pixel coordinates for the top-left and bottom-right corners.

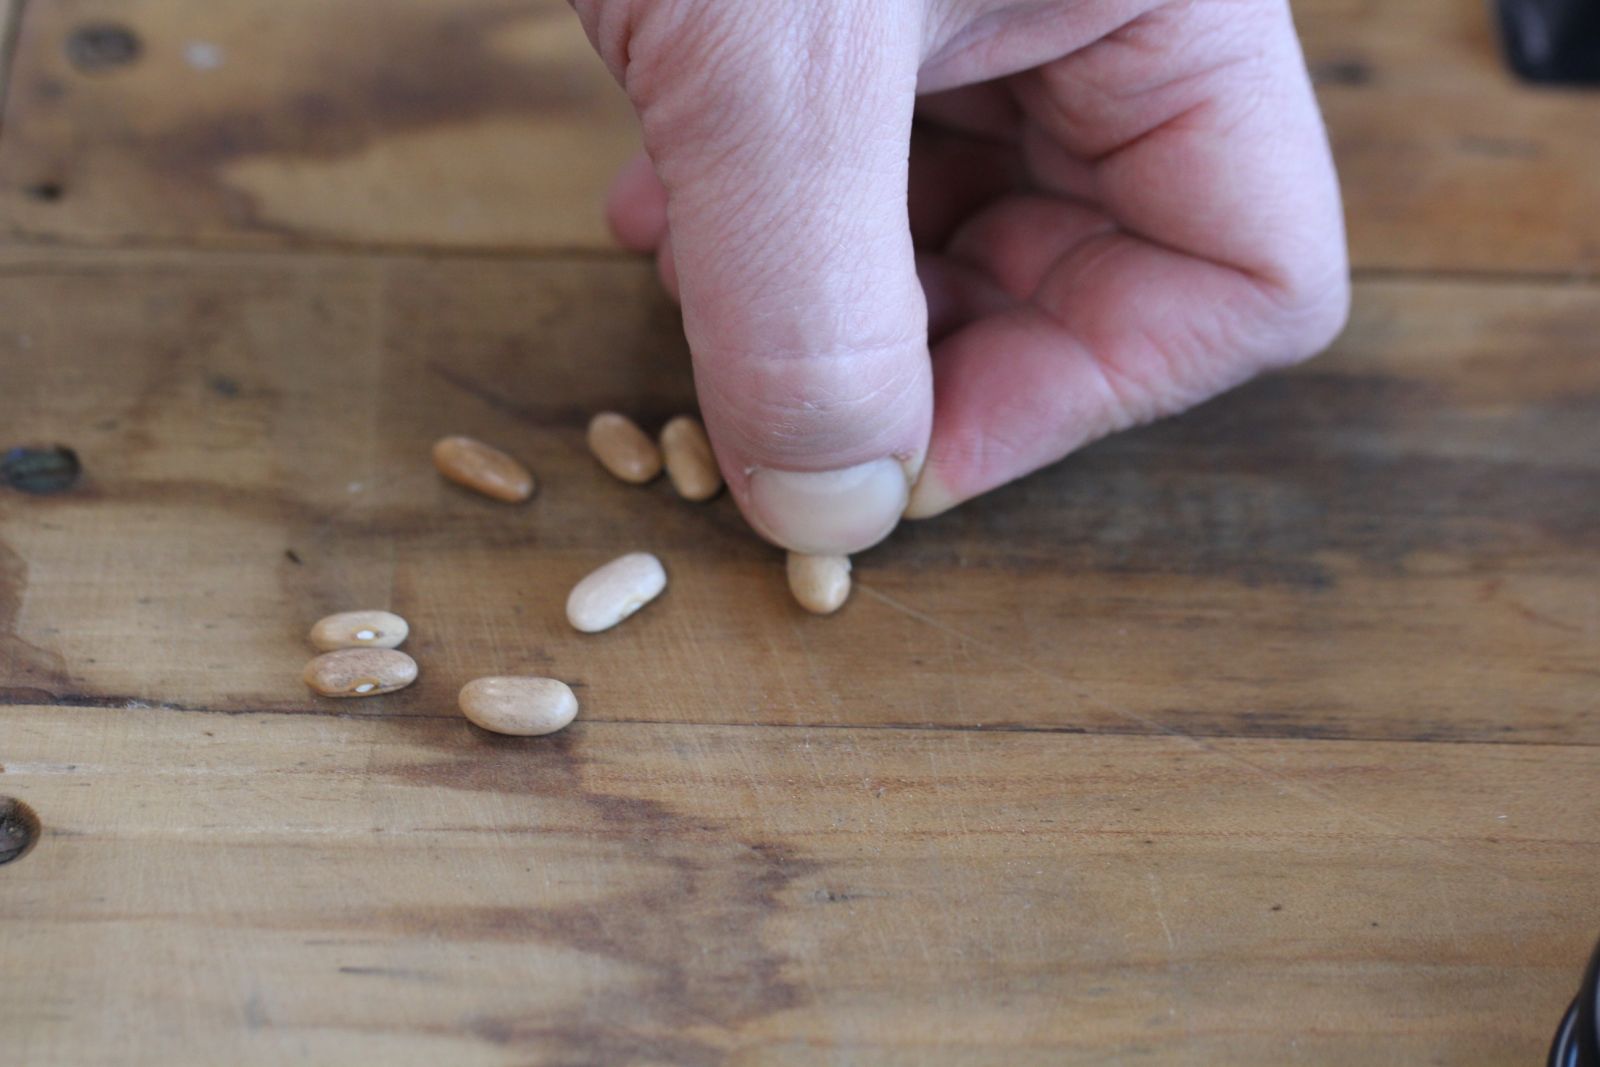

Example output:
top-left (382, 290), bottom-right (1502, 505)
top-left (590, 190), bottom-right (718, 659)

top-left (587, 413), bottom-right (662, 484)
top-left (659, 415), bottom-right (722, 502)
top-left (3, 445), bottom-right (81, 494)
top-left (459, 676), bottom-right (578, 736)
top-left (432, 435), bottom-right (535, 502)
top-left (309, 610), bottom-right (409, 651)
top-left (787, 553), bottom-right (851, 615)
top-left (303, 648), bottom-right (417, 697)
top-left (567, 552), bottom-right (667, 633)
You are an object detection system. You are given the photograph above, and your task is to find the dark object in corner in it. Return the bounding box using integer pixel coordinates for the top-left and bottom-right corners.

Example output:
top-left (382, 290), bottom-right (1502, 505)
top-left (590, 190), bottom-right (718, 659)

top-left (1550, 934), bottom-right (1600, 1067)
top-left (1498, 0), bottom-right (1600, 83)
top-left (2, 445), bottom-right (81, 494)
top-left (0, 796), bottom-right (41, 865)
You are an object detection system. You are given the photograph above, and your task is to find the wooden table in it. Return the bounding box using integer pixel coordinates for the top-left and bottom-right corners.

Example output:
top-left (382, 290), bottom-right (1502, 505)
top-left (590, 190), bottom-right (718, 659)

top-left (1, 1), bottom-right (1596, 1063)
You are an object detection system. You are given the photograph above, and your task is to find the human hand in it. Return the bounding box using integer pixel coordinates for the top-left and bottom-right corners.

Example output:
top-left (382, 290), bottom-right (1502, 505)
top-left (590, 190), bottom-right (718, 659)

top-left (573, 0), bottom-right (1350, 554)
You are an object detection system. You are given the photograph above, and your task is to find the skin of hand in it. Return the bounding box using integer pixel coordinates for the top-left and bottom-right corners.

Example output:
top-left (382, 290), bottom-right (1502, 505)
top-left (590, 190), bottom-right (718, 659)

top-left (571, 0), bottom-right (1351, 555)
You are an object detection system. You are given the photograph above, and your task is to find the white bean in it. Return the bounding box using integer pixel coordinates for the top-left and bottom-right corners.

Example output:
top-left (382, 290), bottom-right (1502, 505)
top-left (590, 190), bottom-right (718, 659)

top-left (567, 552), bottom-right (667, 633)
top-left (309, 609), bottom-right (409, 651)
top-left (303, 648), bottom-right (418, 697)
top-left (459, 677), bottom-right (579, 736)
top-left (786, 553), bottom-right (851, 615)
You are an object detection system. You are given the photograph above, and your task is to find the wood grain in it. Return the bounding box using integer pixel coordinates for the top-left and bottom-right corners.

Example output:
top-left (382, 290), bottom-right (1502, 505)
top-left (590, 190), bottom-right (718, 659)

top-left (1296, 0), bottom-right (1600, 276)
top-left (2, 702), bottom-right (1595, 1065)
top-left (0, 0), bottom-right (635, 250)
top-left (0, 3), bottom-right (1595, 1061)
top-left (2, 0), bottom-right (1598, 275)
top-left (0, 247), bottom-right (1595, 744)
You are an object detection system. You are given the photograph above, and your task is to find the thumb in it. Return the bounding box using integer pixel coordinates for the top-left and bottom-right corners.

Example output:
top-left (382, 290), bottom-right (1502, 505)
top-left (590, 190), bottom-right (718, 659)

top-left (584, 2), bottom-right (931, 555)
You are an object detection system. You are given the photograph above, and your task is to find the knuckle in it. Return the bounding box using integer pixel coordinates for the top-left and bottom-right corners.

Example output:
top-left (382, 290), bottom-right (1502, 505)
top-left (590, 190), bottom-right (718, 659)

top-left (572, 0), bottom-right (763, 108)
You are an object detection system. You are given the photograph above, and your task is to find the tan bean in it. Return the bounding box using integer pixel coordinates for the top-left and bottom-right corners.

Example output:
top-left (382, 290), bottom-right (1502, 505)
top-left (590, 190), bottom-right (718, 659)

top-left (659, 415), bottom-right (722, 502)
top-left (567, 552), bottom-right (667, 633)
top-left (309, 609), bottom-right (409, 651)
top-left (787, 553), bottom-right (852, 615)
top-left (459, 676), bottom-right (578, 736)
top-left (587, 413), bottom-right (662, 484)
top-left (303, 648), bottom-right (418, 697)
top-left (432, 435), bottom-right (535, 502)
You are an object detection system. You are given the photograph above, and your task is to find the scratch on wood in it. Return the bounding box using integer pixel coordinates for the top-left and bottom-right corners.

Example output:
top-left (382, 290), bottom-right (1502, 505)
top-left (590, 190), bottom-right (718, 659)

top-left (1146, 871), bottom-right (1176, 951)
top-left (427, 359), bottom-right (579, 427)
top-left (336, 965), bottom-right (443, 982)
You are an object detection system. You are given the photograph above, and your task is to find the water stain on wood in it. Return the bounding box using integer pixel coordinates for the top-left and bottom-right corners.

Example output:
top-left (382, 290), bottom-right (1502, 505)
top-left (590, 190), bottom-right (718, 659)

top-left (372, 727), bottom-right (817, 1061)
top-left (133, 4), bottom-right (615, 235)
top-left (0, 540), bottom-right (70, 700)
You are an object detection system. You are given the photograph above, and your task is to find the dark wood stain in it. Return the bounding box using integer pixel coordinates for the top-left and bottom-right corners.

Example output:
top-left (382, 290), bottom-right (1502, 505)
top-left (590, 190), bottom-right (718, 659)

top-left (0, 538), bottom-right (70, 697)
top-left (367, 727), bottom-right (817, 1061)
top-left (425, 360), bottom-right (596, 431)
top-left (136, 3), bottom-right (611, 237)
top-left (23, 181), bottom-right (64, 202)
top-left (0, 686), bottom-right (66, 704)
top-left (207, 374), bottom-right (241, 398)
top-left (895, 368), bottom-right (1600, 586)
top-left (1310, 59), bottom-right (1375, 86)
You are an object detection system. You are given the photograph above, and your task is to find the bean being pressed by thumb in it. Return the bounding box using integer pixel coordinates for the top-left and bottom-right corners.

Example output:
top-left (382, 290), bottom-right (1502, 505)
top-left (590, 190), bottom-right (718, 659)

top-left (660, 156), bottom-right (932, 556)
top-left (665, 152), bottom-right (933, 559)
top-left (737, 454), bottom-right (923, 556)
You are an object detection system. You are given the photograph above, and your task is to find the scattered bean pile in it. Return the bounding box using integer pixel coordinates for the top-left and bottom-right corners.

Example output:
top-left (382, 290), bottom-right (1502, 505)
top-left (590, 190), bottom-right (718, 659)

top-left (300, 412), bottom-right (854, 736)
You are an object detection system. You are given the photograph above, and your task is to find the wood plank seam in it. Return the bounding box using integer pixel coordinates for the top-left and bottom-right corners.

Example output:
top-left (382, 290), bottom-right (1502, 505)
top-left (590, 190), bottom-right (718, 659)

top-left (7, 695), bottom-right (1596, 750)
top-left (4, 226), bottom-right (1600, 290)
top-left (0, 231), bottom-right (648, 263)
